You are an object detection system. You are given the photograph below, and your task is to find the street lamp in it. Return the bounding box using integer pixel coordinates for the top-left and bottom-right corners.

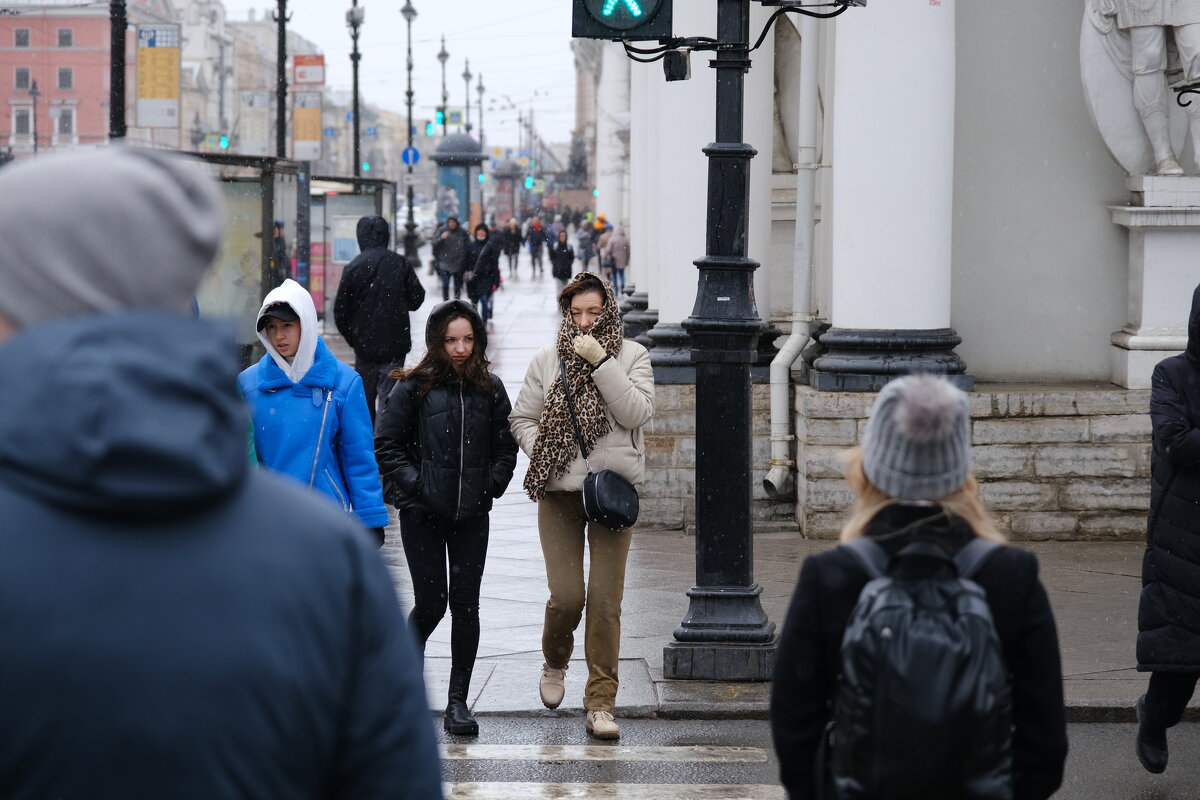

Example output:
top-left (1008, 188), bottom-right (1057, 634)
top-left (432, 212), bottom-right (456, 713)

top-left (28, 80), bottom-right (40, 155)
top-left (347, 1), bottom-right (365, 178)
top-left (189, 111), bottom-right (205, 149)
top-left (462, 58), bottom-right (472, 134)
top-left (109, 1), bottom-right (126, 139)
top-left (273, 0), bottom-right (290, 159)
top-left (437, 35), bottom-right (449, 136)
top-left (400, 0), bottom-right (419, 265)
top-left (476, 73), bottom-right (485, 147)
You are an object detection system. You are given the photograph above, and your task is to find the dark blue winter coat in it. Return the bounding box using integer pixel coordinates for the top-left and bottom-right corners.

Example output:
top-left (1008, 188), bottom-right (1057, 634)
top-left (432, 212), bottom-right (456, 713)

top-left (0, 311), bottom-right (442, 799)
top-left (239, 337), bottom-right (389, 529)
top-left (1139, 284), bottom-right (1200, 672)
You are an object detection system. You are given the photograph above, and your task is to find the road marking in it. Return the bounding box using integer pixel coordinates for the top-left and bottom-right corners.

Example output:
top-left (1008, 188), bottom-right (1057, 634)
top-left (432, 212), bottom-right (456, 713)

top-left (440, 744), bottom-right (769, 763)
top-left (445, 783), bottom-right (785, 799)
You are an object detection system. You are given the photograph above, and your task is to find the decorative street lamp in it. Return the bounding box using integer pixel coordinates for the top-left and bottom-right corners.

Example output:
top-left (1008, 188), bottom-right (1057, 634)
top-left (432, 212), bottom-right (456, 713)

top-left (109, 1), bottom-right (126, 140)
top-left (347, 0), bottom-right (365, 177)
top-left (401, 0), bottom-right (419, 265)
top-left (462, 58), bottom-right (472, 134)
top-left (28, 80), bottom-right (40, 155)
top-left (437, 36), bottom-right (449, 136)
top-left (476, 73), bottom-right (485, 147)
top-left (273, 0), bottom-right (290, 159)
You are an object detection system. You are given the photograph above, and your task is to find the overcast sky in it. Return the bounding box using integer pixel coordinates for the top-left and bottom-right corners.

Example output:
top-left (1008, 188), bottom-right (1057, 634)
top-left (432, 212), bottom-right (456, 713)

top-left (221, 0), bottom-right (576, 150)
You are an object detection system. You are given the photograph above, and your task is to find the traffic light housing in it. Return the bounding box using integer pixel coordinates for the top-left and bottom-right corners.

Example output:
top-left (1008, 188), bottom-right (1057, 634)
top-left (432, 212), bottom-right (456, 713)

top-left (219, 135), bottom-right (230, 149)
top-left (524, 176), bottom-right (534, 190)
top-left (425, 122), bottom-right (435, 136)
top-left (435, 110), bottom-right (445, 126)
top-left (573, 0), bottom-right (672, 41)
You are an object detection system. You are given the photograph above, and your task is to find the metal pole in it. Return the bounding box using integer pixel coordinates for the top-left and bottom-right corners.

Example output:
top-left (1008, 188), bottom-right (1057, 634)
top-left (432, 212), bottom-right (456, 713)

top-left (349, 0), bottom-right (362, 177)
top-left (274, 0), bottom-right (289, 159)
top-left (29, 80), bottom-right (39, 155)
top-left (109, 1), bottom-right (126, 140)
top-left (438, 36), bottom-right (449, 136)
top-left (477, 73), bottom-right (485, 148)
top-left (401, 1), bottom-right (418, 264)
top-left (463, 59), bottom-right (472, 134)
top-left (663, 0), bottom-right (775, 682)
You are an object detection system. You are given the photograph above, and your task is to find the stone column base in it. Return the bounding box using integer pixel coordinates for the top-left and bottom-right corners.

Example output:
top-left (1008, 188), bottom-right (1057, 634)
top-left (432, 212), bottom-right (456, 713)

top-left (663, 641), bottom-right (776, 682)
top-left (1111, 330), bottom-right (1184, 389)
top-left (809, 327), bottom-right (973, 392)
top-left (647, 323), bottom-right (694, 384)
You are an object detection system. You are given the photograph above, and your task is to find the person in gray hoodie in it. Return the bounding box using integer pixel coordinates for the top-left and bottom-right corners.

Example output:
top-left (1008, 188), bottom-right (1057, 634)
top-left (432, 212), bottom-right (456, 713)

top-left (0, 147), bottom-right (442, 800)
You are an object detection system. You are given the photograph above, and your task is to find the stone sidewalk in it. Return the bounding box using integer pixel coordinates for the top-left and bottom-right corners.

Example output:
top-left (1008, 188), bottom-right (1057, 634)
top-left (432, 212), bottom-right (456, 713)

top-left (325, 245), bottom-right (1151, 723)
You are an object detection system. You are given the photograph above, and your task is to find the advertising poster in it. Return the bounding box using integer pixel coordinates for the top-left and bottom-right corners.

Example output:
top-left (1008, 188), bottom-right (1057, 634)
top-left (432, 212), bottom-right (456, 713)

top-left (238, 91), bottom-right (271, 156)
top-left (136, 25), bottom-right (180, 128)
top-left (437, 166), bottom-right (468, 224)
top-left (495, 177), bottom-right (515, 224)
top-left (293, 92), bottom-right (322, 161)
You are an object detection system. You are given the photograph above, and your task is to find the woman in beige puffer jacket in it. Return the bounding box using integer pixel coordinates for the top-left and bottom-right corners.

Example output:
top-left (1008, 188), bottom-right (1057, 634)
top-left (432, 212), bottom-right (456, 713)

top-left (509, 272), bottom-right (654, 740)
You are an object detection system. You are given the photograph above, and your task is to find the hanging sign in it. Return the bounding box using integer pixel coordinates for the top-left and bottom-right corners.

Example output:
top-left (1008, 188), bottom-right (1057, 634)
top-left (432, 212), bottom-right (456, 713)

top-left (136, 25), bottom-right (181, 128)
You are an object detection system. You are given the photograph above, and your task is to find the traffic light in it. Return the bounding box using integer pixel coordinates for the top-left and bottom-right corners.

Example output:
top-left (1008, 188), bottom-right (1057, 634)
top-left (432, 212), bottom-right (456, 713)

top-left (477, 173), bottom-right (487, 184)
top-left (524, 176), bottom-right (534, 190)
top-left (425, 122), bottom-right (435, 136)
top-left (435, 110), bottom-right (445, 126)
top-left (572, 0), bottom-right (672, 40)
top-left (219, 135), bottom-right (230, 149)
top-left (362, 161), bottom-right (371, 173)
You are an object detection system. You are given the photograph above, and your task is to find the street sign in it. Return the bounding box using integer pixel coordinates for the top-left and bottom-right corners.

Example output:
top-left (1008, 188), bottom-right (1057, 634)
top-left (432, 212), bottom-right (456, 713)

top-left (323, 127), bottom-right (336, 137)
top-left (366, 127), bottom-right (377, 137)
top-left (532, 179), bottom-right (546, 194)
top-left (447, 109), bottom-right (464, 126)
top-left (402, 147), bottom-right (420, 166)
top-left (294, 55), bottom-right (325, 85)
top-left (136, 25), bottom-right (181, 128)
top-left (573, 0), bottom-right (671, 40)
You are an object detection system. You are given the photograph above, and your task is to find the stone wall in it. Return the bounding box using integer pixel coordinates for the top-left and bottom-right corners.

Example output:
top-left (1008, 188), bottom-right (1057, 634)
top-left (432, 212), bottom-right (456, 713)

top-left (798, 385), bottom-right (1153, 541)
top-left (640, 383), bottom-right (797, 531)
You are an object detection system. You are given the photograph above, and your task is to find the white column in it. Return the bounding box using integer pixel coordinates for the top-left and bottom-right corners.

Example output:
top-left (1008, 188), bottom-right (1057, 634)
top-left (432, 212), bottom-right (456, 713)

top-left (595, 43), bottom-right (631, 226)
top-left (629, 56), bottom-right (653, 294)
top-left (828, 0), bottom-right (955, 330)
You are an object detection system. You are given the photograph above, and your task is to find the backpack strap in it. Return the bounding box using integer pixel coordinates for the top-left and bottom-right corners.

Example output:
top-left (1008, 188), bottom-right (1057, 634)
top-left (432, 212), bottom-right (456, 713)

top-left (841, 537), bottom-right (889, 580)
top-left (953, 538), bottom-right (1000, 579)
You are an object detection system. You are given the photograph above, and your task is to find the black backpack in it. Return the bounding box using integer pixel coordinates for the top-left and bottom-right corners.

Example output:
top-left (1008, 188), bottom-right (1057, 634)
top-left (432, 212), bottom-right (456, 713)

top-left (824, 536), bottom-right (1013, 800)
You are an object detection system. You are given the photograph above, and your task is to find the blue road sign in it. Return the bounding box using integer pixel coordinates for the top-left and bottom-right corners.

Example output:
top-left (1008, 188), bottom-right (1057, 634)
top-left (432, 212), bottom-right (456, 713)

top-left (345, 111), bottom-right (354, 122)
top-left (323, 127), bottom-right (336, 137)
top-left (402, 146), bottom-right (420, 166)
top-left (366, 127), bottom-right (377, 137)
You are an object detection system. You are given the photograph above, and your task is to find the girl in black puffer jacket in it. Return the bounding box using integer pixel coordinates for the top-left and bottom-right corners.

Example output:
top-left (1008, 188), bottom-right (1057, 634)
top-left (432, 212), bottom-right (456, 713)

top-left (376, 300), bottom-right (518, 737)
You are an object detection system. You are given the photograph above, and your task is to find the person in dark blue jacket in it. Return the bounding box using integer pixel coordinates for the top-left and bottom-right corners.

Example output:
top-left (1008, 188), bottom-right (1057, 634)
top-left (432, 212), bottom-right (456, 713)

top-left (1136, 282), bottom-right (1200, 774)
top-left (240, 279), bottom-right (389, 544)
top-left (376, 300), bottom-right (518, 736)
top-left (0, 145), bottom-right (442, 799)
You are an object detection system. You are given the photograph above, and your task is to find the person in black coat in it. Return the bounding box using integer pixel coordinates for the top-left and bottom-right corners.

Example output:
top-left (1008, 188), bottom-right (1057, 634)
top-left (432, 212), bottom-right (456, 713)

top-left (465, 223), bottom-right (502, 325)
top-left (376, 300), bottom-right (518, 737)
top-left (1135, 282), bottom-right (1200, 773)
top-left (770, 374), bottom-right (1067, 800)
top-left (500, 218), bottom-right (523, 277)
top-left (548, 229), bottom-right (575, 291)
top-left (333, 215), bottom-right (426, 423)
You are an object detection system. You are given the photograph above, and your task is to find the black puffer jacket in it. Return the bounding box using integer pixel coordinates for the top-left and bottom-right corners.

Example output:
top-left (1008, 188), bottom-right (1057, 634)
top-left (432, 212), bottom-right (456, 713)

top-left (467, 232), bottom-right (502, 300)
top-left (1139, 284), bottom-right (1200, 671)
top-left (376, 303), bottom-right (517, 521)
top-left (770, 505), bottom-right (1067, 800)
top-left (548, 240), bottom-right (574, 280)
top-left (333, 216), bottom-right (426, 363)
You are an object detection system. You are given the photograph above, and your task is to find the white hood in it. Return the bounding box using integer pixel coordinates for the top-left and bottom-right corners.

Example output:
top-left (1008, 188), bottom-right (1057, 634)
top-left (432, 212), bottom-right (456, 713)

top-left (256, 279), bottom-right (319, 384)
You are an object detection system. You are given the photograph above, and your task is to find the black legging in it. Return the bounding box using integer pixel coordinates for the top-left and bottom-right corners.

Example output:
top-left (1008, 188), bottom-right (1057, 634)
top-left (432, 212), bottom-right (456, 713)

top-left (398, 510), bottom-right (489, 673)
top-left (1144, 671), bottom-right (1200, 729)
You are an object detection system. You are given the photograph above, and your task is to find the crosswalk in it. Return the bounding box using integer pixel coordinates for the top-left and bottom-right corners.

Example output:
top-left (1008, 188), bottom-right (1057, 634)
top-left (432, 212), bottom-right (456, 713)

top-left (445, 783), bottom-right (785, 799)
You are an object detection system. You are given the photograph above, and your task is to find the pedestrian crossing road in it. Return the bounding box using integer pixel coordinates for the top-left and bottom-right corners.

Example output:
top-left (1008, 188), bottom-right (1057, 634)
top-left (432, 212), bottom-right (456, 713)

top-left (437, 718), bottom-right (784, 800)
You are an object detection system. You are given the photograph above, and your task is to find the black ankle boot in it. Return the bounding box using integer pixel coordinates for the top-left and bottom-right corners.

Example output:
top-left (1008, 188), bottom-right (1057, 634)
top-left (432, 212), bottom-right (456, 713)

top-left (1137, 694), bottom-right (1168, 774)
top-left (444, 667), bottom-right (478, 736)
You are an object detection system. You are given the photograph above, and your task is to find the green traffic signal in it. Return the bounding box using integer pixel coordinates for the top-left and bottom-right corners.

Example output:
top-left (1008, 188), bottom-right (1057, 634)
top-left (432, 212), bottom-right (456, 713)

top-left (425, 122), bottom-right (435, 136)
top-left (573, 0), bottom-right (669, 38)
top-left (219, 135), bottom-right (230, 149)
top-left (362, 162), bottom-right (371, 172)
top-left (524, 176), bottom-right (534, 189)
top-left (435, 110), bottom-right (445, 125)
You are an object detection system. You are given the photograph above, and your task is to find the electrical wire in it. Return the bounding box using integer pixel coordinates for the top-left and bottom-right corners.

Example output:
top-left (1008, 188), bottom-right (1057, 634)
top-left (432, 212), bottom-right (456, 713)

top-left (750, 3), bottom-right (850, 53)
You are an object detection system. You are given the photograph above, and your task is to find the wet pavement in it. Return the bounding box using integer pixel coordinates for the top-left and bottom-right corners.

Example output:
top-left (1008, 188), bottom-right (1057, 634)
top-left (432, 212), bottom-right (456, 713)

top-left (323, 244), bottom-right (1156, 722)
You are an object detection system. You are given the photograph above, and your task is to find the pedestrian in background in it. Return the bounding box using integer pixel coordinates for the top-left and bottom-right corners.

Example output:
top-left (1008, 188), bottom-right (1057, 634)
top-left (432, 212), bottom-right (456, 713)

top-left (575, 223), bottom-right (596, 273)
top-left (0, 146), bottom-right (440, 798)
top-left (501, 217), bottom-right (523, 278)
top-left (466, 223), bottom-right (502, 325)
top-left (268, 219), bottom-right (290, 289)
top-left (334, 214), bottom-right (426, 424)
top-left (241, 279), bottom-right (390, 545)
top-left (376, 300), bottom-right (518, 737)
top-left (770, 374), bottom-right (1067, 800)
top-left (1135, 282), bottom-right (1200, 774)
top-left (548, 228), bottom-right (575, 293)
top-left (433, 215), bottom-right (470, 301)
top-left (510, 273), bottom-right (655, 741)
top-left (525, 215), bottom-right (549, 277)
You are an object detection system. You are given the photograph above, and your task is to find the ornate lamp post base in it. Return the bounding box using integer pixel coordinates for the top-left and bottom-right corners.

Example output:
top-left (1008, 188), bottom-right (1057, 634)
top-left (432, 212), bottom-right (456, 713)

top-left (664, 584), bottom-right (775, 680)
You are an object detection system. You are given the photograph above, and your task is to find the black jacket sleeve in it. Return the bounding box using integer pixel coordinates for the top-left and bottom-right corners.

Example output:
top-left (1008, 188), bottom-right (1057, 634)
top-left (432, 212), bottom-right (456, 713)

top-left (333, 263), bottom-right (362, 348)
top-left (374, 381), bottom-right (422, 504)
top-left (487, 376), bottom-right (519, 498)
top-left (401, 257), bottom-right (426, 312)
top-left (770, 556), bottom-right (832, 800)
top-left (1151, 360), bottom-right (1200, 468)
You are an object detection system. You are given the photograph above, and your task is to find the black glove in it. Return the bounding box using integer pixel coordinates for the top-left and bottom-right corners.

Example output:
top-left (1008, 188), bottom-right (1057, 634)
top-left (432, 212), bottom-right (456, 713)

top-left (369, 527), bottom-right (386, 547)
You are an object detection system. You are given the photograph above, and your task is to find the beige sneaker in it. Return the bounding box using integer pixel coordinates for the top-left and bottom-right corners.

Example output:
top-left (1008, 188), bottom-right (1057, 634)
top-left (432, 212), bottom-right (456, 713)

top-left (586, 710), bottom-right (620, 740)
top-left (539, 663), bottom-right (566, 709)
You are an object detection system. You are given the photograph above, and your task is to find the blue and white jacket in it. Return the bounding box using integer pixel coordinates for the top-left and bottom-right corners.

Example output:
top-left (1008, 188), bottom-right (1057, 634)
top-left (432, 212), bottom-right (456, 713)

top-left (238, 280), bottom-right (388, 529)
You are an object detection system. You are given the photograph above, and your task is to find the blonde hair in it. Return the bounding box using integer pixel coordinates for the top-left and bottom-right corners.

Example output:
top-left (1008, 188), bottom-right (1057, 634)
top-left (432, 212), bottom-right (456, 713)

top-left (838, 447), bottom-right (1005, 544)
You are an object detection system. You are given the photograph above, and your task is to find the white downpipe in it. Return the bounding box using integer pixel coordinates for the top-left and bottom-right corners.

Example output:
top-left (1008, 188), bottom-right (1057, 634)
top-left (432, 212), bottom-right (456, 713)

top-left (764, 15), bottom-right (819, 499)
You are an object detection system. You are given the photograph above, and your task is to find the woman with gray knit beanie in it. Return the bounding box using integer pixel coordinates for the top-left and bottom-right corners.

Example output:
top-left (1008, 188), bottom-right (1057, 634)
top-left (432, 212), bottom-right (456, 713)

top-left (769, 374), bottom-right (1068, 800)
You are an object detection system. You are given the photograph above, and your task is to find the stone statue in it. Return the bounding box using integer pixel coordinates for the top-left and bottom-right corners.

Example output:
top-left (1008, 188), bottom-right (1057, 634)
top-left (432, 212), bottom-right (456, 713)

top-left (1082, 0), bottom-right (1200, 175)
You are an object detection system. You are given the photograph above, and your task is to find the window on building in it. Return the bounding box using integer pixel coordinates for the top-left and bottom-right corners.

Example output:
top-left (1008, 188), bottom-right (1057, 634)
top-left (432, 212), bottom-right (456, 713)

top-left (15, 67), bottom-right (29, 91)
top-left (57, 67), bottom-right (72, 90)
top-left (13, 108), bottom-right (30, 136)
top-left (57, 29), bottom-right (73, 48)
top-left (14, 29), bottom-right (29, 47)
top-left (56, 108), bottom-right (73, 136)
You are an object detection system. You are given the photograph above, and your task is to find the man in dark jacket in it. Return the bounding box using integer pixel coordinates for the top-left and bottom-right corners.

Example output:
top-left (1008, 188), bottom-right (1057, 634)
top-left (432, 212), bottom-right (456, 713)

top-left (432, 215), bottom-right (469, 301)
top-left (0, 147), bottom-right (443, 800)
top-left (334, 215), bottom-right (426, 423)
top-left (1136, 282), bottom-right (1200, 774)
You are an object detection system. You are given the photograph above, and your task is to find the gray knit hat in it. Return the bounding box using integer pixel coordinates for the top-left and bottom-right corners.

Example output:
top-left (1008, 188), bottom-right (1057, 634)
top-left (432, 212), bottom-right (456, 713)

top-left (861, 374), bottom-right (971, 500)
top-left (0, 146), bottom-right (223, 329)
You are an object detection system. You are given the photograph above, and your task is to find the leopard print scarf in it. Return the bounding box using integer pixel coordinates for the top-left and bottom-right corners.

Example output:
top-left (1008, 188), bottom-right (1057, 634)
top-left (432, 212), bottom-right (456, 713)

top-left (524, 278), bottom-right (624, 501)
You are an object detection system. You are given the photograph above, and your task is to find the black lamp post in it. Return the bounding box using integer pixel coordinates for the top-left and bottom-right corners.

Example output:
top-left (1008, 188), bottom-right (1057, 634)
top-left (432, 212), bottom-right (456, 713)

top-left (109, 1), bottom-right (126, 140)
top-left (347, 0), bottom-right (364, 178)
top-left (28, 80), bottom-right (40, 155)
top-left (437, 36), bottom-right (449, 136)
top-left (476, 73), bottom-right (485, 147)
top-left (401, 0), bottom-right (419, 264)
top-left (273, 0), bottom-right (290, 159)
top-left (189, 111), bottom-right (205, 149)
top-left (462, 58), bottom-right (472, 134)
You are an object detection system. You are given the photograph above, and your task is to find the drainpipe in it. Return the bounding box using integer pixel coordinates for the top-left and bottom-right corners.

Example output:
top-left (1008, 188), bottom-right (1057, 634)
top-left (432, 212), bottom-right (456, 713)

top-left (764, 15), bottom-right (819, 498)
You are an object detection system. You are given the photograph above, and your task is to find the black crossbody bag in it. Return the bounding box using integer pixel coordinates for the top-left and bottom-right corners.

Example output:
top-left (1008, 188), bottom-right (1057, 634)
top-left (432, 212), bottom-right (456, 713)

top-left (558, 361), bottom-right (639, 531)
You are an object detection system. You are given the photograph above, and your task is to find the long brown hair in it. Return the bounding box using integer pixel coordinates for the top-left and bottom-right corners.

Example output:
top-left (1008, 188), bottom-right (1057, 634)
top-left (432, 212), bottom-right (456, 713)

top-left (838, 447), bottom-right (1005, 544)
top-left (389, 308), bottom-right (493, 397)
